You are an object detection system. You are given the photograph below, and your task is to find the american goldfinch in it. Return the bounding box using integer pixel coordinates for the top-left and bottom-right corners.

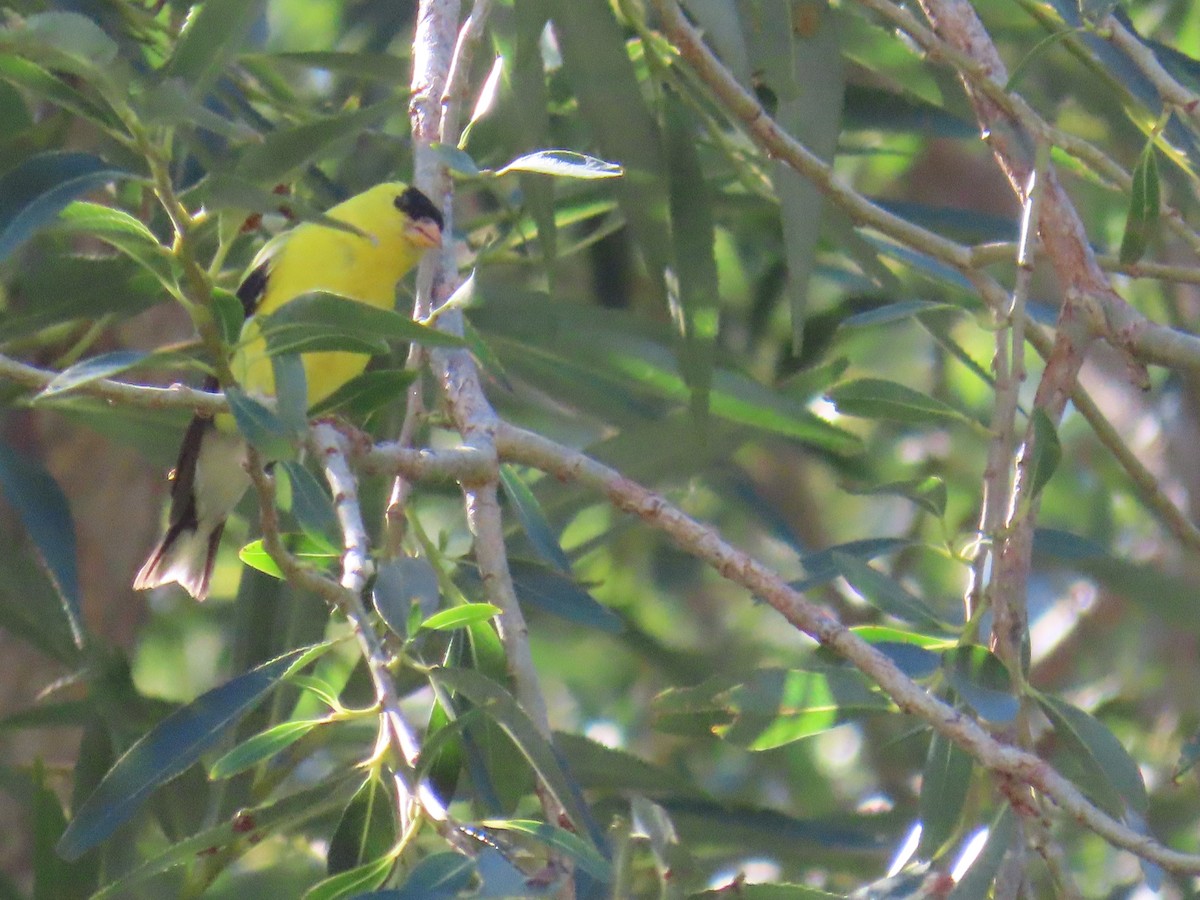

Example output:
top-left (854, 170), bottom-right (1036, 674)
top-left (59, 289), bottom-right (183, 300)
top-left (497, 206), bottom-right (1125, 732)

top-left (135, 183), bottom-right (444, 600)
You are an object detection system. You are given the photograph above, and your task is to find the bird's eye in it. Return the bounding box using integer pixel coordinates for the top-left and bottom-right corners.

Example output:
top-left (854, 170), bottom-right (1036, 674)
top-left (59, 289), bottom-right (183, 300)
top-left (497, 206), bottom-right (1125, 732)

top-left (394, 187), bottom-right (445, 231)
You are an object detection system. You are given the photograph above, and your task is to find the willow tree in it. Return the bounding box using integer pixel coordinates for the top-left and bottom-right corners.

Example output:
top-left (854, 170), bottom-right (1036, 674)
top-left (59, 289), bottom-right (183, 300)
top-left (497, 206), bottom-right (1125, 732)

top-left (1, 0), bottom-right (1199, 896)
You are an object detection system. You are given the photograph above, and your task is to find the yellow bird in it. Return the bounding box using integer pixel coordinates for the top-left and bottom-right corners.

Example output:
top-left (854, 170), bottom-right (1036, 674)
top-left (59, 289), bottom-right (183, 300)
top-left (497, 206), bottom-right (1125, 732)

top-left (135, 183), bottom-right (444, 600)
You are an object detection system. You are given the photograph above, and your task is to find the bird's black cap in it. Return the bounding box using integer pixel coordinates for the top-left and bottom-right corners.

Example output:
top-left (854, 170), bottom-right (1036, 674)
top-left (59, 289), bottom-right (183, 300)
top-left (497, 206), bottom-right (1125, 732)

top-left (395, 186), bottom-right (444, 232)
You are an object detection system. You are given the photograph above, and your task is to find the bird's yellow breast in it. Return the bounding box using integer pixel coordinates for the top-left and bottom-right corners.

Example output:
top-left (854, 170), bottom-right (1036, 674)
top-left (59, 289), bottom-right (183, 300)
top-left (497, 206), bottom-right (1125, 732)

top-left (230, 186), bottom-right (429, 409)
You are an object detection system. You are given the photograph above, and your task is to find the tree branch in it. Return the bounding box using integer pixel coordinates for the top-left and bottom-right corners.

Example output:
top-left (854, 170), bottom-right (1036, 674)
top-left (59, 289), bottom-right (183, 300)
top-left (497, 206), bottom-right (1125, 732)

top-left (493, 422), bottom-right (1200, 875)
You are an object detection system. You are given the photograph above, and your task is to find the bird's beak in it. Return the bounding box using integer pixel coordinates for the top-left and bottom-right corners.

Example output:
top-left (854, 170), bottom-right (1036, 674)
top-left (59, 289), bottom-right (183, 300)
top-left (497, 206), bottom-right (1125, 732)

top-left (406, 217), bottom-right (443, 250)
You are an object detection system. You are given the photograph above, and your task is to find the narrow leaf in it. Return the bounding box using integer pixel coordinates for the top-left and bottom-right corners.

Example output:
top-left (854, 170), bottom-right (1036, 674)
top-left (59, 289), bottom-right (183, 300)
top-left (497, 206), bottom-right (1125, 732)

top-left (307, 369), bottom-right (417, 419)
top-left (238, 534), bottom-right (339, 579)
top-left (477, 819), bottom-right (611, 882)
top-left (831, 552), bottom-right (947, 632)
top-left (1119, 140), bottom-right (1161, 264)
top-left (327, 775), bottom-right (396, 875)
top-left (39, 352), bottom-right (148, 399)
top-left (57, 647), bottom-right (311, 860)
top-left (419, 604), bottom-right (501, 632)
top-left (260, 293), bottom-right (465, 353)
top-left (226, 387), bottom-right (298, 461)
top-left (0, 443), bottom-right (84, 650)
top-left (499, 465), bottom-right (572, 573)
top-left (942, 647), bottom-right (1018, 724)
top-left (827, 378), bottom-right (982, 430)
top-left (165, 0), bottom-right (266, 93)
top-left (918, 731), bottom-right (973, 857)
top-left (495, 150), bottom-right (622, 179)
top-left (0, 151), bottom-right (134, 262)
top-left (208, 718), bottom-right (325, 779)
top-left (431, 667), bottom-right (594, 840)
top-left (1025, 408), bottom-right (1061, 501)
top-left (1034, 691), bottom-right (1147, 816)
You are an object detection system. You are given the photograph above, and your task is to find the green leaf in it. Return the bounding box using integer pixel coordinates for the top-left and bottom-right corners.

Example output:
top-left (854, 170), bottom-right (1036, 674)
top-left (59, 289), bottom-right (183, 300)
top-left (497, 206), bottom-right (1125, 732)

top-left (664, 93), bottom-right (718, 422)
top-left (387, 851), bottom-right (476, 898)
top-left (372, 555), bottom-right (441, 640)
top-left (478, 818), bottom-right (612, 882)
top-left (942, 647), bottom-right (1018, 724)
top-left (13, 12), bottom-right (118, 69)
top-left (947, 806), bottom-right (1015, 899)
top-left (327, 774), bottom-right (397, 875)
top-left (304, 855), bottom-right (393, 900)
top-left (137, 78), bottom-right (257, 141)
top-left (163, 0), bottom-right (267, 95)
top-left (494, 149), bottom-right (623, 179)
top-left (1026, 408), bottom-right (1061, 502)
top-left (307, 369), bottom-right (417, 419)
top-left (419, 603), bottom-right (501, 632)
top-left (554, 732), bottom-right (702, 798)
top-left (271, 353), bottom-right (309, 433)
top-left (429, 142), bottom-right (483, 177)
top-left (830, 552), bottom-right (948, 632)
top-left (238, 534), bottom-right (340, 579)
top-left (499, 465), bottom-right (572, 573)
top-left (431, 667), bottom-right (594, 839)
top-left (0, 54), bottom-right (110, 131)
top-left (1034, 691), bottom-right (1147, 816)
top-left (51, 201), bottom-right (175, 289)
top-left (38, 351), bottom-right (148, 400)
top-left (792, 537), bottom-right (912, 591)
top-left (0, 151), bottom-right (135, 262)
top-left (212, 286), bottom-right (246, 345)
top-left (208, 718), bottom-right (326, 779)
top-left (57, 647), bottom-right (311, 861)
top-left (840, 299), bottom-right (958, 329)
top-left (756, 0), bottom-right (844, 347)
top-left (654, 668), bottom-right (890, 750)
top-left (918, 731), bottom-right (973, 857)
top-left (278, 461), bottom-right (337, 539)
top-left (1119, 139), bottom-right (1160, 264)
top-left (226, 387), bottom-right (299, 461)
top-left (0, 443), bottom-right (84, 651)
top-left (458, 558), bottom-right (624, 633)
top-left (235, 98), bottom-right (407, 182)
top-left (90, 772), bottom-right (362, 899)
top-left (827, 378), bottom-right (983, 430)
top-left (259, 293), bottom-right (465, 358)
top-left (843, 476), bottom-right (947, 519)
top-left (30, 760), bottom-right (91, 900)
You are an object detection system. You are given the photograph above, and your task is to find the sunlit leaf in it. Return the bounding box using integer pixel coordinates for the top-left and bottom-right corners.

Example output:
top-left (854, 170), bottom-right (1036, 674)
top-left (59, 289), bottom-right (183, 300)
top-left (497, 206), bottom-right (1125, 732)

top-left (495, 150), bottom-right (622, 179)
top-left (419, 603), bottom-right (501, 632)
top-left (208, 718), bottom-right (326, 779)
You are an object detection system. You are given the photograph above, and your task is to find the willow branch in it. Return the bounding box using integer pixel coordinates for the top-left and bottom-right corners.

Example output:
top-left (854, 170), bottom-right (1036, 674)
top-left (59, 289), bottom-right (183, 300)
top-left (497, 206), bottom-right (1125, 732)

top-left (411, 0), bottom-right (567, 843)
top-left (493, 422), bottom-right (1200, 875)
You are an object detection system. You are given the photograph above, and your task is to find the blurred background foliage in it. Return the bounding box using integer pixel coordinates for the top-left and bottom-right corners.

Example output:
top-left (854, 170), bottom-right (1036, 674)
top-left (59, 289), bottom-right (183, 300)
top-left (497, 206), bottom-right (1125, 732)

top-left (0, 0), bottom-right (1199, 896)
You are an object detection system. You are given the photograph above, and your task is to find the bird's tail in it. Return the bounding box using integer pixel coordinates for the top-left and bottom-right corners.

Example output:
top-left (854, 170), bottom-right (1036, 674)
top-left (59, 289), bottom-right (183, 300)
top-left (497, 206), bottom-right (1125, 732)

top-left (135, 413), bottom-right (249, 601)
top-left (134, 517), bottom-right (226, 601)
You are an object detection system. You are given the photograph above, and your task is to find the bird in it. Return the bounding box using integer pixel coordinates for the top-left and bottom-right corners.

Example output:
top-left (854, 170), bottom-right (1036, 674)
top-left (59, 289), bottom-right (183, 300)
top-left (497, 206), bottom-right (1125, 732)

top-left (134, 183), bottom-right (444, 601)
